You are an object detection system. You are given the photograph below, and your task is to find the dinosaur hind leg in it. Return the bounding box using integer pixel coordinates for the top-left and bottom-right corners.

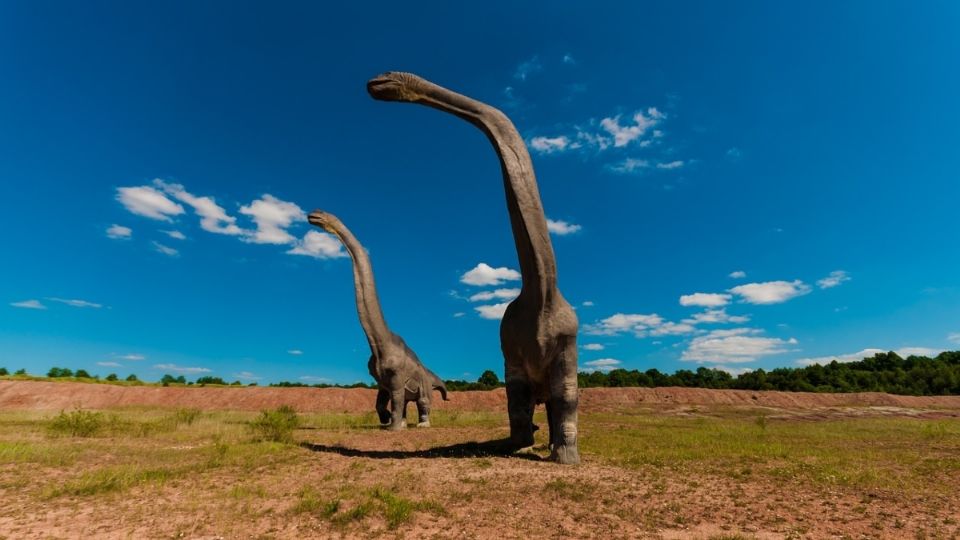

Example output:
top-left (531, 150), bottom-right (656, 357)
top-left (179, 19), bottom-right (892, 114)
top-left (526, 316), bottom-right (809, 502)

top-left (375, 388), bottom-right (391, 425)
top-left (547, 336), bottom-right (580, 464)
top-left (505, 360), bottom-right (536, 449)
top-left (385, 387), bottom-right (407, 431)
top-left (415, 395), bottom-right (431, 427)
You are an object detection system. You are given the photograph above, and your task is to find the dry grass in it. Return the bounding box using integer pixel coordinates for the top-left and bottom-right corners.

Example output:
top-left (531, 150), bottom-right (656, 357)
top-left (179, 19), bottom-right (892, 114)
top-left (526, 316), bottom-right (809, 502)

top-left (0, 404), bottom-right (957, 538)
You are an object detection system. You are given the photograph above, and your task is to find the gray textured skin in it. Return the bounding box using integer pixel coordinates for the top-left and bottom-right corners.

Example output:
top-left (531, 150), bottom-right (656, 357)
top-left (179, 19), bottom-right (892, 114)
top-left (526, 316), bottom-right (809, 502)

top-left (308, 210), bottom-right (448, 429)
top-left (367, 72), bottom-right (580, 464)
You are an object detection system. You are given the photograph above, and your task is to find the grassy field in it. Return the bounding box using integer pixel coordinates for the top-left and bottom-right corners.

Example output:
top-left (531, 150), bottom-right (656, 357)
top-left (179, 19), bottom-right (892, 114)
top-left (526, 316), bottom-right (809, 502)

top-left (1, 405), bottom-right (958, 539)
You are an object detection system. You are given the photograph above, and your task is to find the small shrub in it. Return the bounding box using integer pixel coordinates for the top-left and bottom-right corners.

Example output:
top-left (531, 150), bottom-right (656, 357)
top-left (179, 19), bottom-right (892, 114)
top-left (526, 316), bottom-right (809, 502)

top-left (14, 369), bottom-right (26, 375)
top-left (125, 374), bottom-right (138, 382)
top-left (105, 373), bottom-right (118, 381)
top-left (249, 405), bottom-right (300, 443)
top-left (49, 409), bottom-right (105, 437)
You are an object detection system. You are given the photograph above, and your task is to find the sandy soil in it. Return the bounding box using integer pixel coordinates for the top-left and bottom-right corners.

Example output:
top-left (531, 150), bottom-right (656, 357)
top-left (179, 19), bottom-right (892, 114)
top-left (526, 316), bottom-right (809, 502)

top-left (3, 380), bottom-right (960, 413)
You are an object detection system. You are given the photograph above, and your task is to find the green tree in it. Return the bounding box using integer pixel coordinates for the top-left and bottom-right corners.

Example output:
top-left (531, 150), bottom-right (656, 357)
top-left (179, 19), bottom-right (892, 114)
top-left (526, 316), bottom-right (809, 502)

top-left (75, 369), bottom-right (91, 379)
top-left (0, 367), bottom-right (8, 376)
top-left (105, 373), bottom-right (118, 381)
top-left (125, 374), bottom-right (138, 382)
top-left (477, 370), bottom-right (500, 387)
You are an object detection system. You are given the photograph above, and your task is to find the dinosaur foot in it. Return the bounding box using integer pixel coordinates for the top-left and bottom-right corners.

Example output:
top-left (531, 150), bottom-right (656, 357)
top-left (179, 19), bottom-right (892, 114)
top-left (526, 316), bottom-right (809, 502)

top-left (382, 420), bottom-right (407, 431)
top-left (549, 444), bottom-right (580, 465)
top-left (416, 421), bottom-right (431, 428)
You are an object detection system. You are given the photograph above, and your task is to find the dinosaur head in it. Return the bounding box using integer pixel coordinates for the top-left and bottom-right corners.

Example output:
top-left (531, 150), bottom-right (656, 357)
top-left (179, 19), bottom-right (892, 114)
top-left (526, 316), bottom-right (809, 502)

top-left (307, 210), bottom-right (338, 234)
top-left (367, 72), bottom-right (425, 102)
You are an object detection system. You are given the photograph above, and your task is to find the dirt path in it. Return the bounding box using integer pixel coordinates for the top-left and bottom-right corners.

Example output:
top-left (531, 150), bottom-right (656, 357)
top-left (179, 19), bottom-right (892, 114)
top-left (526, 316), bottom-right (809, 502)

top-left (2, 380), bottom-right (959, 413)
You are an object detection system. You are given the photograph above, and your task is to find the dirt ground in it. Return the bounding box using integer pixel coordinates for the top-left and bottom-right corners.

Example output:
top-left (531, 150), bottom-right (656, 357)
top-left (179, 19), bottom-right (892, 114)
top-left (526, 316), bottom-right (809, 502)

top-left (1, 381), bottom-right (959, 539)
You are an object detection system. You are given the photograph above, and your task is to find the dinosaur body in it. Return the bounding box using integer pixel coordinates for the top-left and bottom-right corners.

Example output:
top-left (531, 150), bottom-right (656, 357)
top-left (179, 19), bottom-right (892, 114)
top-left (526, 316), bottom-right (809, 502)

top-left (308, 210), bottom-right (448, 429)
top-left (367, 72), bottom-right (580, 463)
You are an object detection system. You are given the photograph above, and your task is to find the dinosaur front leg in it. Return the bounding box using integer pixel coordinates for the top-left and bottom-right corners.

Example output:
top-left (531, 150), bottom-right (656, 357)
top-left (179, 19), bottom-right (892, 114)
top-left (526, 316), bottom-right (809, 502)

top-left (547, 336), bottom-right (580, 464)
top-left (505, 360), bottom-right (536, 449)
top-left (386, 387), bottom-right (407, 430)
top-left (375, 388), bottom-right (391, 425)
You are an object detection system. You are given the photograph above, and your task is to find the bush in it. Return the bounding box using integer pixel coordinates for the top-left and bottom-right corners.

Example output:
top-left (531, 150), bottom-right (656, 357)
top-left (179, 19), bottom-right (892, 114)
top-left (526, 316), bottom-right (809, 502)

top-left (0, 367), bottom-right (8, 376)
top-left (75, 369), bottom-right (92, 379)
top-left (105, 373), bottom-right (118, 381)
top-left (14, 369), bottom-right (26, 375)
top-left (196, 376), bottom-right (227, 386)
top-left (125, 374), bottom-right (138, 382)
top-left (248, 405), bottom-right (300, 443)
top-left (49, 409), bottom-right (105, 437)
top-left (47, 367), bottom-right (73, 378)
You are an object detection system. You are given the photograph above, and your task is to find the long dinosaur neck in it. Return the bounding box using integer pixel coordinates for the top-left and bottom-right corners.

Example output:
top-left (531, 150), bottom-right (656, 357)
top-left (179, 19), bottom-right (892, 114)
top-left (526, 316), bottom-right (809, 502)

top-left (413, 80), bottom-right (558, 305)
top-left (325, 217), bottom-right (392, 355)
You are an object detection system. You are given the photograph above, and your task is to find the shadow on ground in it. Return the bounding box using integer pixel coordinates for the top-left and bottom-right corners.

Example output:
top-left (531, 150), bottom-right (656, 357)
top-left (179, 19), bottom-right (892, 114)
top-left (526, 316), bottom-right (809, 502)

top-left (300, 438), bottom-right (543, 461)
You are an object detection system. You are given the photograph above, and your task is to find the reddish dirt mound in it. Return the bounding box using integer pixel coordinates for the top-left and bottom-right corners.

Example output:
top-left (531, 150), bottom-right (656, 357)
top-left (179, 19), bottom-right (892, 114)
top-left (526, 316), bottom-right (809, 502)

top-left (2, 380), bottom-right (959, 412)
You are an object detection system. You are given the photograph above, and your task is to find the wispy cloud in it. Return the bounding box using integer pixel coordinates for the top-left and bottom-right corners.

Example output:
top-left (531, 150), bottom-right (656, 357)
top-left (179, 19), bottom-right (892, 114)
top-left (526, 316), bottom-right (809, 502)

top-left (97, 361), bottom-right (122, 367)
top-left (584, 313), bottom-right (663, 336)
top-left (583, 358), bottom-right (622, 372)
top-left (729, 280), bottom-right (811, 305)
top-left (287, 349), bottom-right (303, 356)
top-left (729, 270), bottom-right (746, 279)
top-left (106, 224), bottom-right (132, 240)
top-left (10, 299), bottom-right (45, 310)
top-left (287, 230), bottom-right (348, 259)
top-left (48, 298), bottom-right (102, 309)
top-left (679, 293), bottom-right (731, 308)
top-left (682, 328), bottom-right (798, 364)
top-left (514, 56), bottom-right (542, 81)
top-left (152, 241), bottom-right (179, 257)
top-left (656, 160), bottom-right (684, 170)
top-left (817, 270), bottom-right (851, 289)
top-left (233, 371), bottom-right (261, 381)
top-left (796, 347), bottom-right (942, 366)
top-left (163, 230), bottom-right (186, 240)
top-left (562, 53), bottom-right (576, 65)
top-left (239, 195), bottom-right (305, 245)
top-left (546, 218), bottom-right (582, 236)
top-left (469, 288), bottom-right (520, 302)
top-left (949, 333), bottom-right (960, 344)
top-left (116, 353), bottom-right (145, 361)
top-left (155, 180), bottom-right (244, 236)
top-left (529, 136), bottom-right (571, 154)
top-left (583, 343), bottom-right (605, 351)
top-left (682, 309), bottom-right (749, 325)
top-left (608, 158), bottom-right (650, 174)
top-left (600, 108), bottom-right (665, 148)
top-left (475, 302), bottom-right (510, 320)
top-left (461, 263), bottom-right (521, 286)
top-left (116, 186), bottom-right (185, 221)
top-left (153, 363), bottom-right (211, 374)
top-left (582, 301), bottom-right (595, 307)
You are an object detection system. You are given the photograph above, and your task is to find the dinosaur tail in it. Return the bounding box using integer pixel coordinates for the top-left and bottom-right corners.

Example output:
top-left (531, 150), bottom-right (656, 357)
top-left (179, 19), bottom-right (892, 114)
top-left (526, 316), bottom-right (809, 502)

top-left (432, 374), bottom-right (449, 401)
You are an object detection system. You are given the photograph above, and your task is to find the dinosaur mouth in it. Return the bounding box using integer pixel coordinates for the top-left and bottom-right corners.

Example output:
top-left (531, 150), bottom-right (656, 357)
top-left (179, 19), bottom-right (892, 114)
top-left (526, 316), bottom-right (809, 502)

top-left (366, 75), bottom-right (405, 101)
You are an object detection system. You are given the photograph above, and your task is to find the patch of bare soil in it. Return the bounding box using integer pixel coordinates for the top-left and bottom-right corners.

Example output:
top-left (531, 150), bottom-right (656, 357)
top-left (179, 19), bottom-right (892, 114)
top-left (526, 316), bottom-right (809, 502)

top-left (2, 380), bottom-right (960, 414)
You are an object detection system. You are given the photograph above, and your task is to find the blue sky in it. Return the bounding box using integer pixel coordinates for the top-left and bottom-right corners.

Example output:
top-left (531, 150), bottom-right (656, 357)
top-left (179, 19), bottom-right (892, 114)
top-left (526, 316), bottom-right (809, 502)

top-left (2, 2), bottom-right (959, 384)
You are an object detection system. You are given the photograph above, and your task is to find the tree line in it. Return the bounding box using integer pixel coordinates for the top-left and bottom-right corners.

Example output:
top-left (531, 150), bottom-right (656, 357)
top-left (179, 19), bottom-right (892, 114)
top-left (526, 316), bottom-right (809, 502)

top-left (3, 351), bottom-right (958, 395)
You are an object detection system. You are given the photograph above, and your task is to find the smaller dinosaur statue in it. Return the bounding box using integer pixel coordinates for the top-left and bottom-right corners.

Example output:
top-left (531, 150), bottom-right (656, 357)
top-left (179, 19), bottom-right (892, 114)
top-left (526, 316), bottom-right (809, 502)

top-left (308, 210), bottom-right (448, 429)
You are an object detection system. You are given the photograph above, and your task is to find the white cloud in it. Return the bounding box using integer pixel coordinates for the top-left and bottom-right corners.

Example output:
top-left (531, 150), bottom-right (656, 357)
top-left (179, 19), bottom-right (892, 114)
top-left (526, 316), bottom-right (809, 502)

top-left (562, 53), bottom-right (576, 65)
top-left (469, 288), bottom-right (520, 302)
top-left (712, 365), bottom-right (753, 376)
top-left (106, 224), bottom-right (132, 240)
top-left (530, 136), bottom-right (571, 154)
top-left (584, 313), bottom-right (663, 336)
top-left (600, 108), bottom-right (664, 147)
top-left (475, 302), bottom-right (510, 320)
top-left (152, 241), bottom-right (179, 257)
top-left (514, 56), bottom-right (542, 81)
top-left (656, 160), bottom-right (684, 170)
top-left (729, 280), bottom-right (811, 305)
top-left (287, 230), bottom-right (348, 259)
top-left (679, 293), bottom-right (731, 307)
top-left (608, 158), bottom-right (650, 174)
top-left (949, 333), bottom-right (960, 344)
top-left (239, 194), bottom-right (304, 245)
top-left (546, 218), bottom-right (582, 236)
top-left (683, 309), bottom-right (750, 325)
top-left (117, 354), bottom-right (145, 361)
top-left (452, 312), bottom-right (465, 318)
top-left (116, 186), bottom-right (185, 221)
top-left (287, 349), bottom-right (303, 356)
top-left (10, 299), bottom-right (45, 310)
top-left (299, 375), bottom-right (331, 383)
top-left (460, 263), bottom-right (521, 286)
top-left (155, 180), bottom-right (244, 236)
top-left (682, 328), bottom-right (798, 364)
top-left (163, 230), bottom-right (186, 240)
top-left (233, 371), bottom-right (261, 381)
top-left (48, 298), bottom-right (102, 309)
top-left (153, 363), bottom-right (212, 374)
top-left (583, 343), bottom-right (605, 351)
top-left (817, 270), bottom-right (851, 289)
top-left (97, 361), bottom-right (122, 368)
top-left (650, 321), bottom-right (696, 336)
top-left (797, 347), bottom-right (943, 366)
top-left (582, 301), bottom-right (594, 307)
top-left (729, 270), bottom-right (746, 279)
top-left (583, 358), bottom-right (622, 372)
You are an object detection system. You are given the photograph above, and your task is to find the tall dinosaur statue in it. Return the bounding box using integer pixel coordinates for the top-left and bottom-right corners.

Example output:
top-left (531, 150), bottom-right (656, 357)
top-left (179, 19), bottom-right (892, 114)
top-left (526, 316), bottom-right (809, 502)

top-left (308, 210), bottom-right (448, 429)
top-left (367, 72), bottom-right (580, 464)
